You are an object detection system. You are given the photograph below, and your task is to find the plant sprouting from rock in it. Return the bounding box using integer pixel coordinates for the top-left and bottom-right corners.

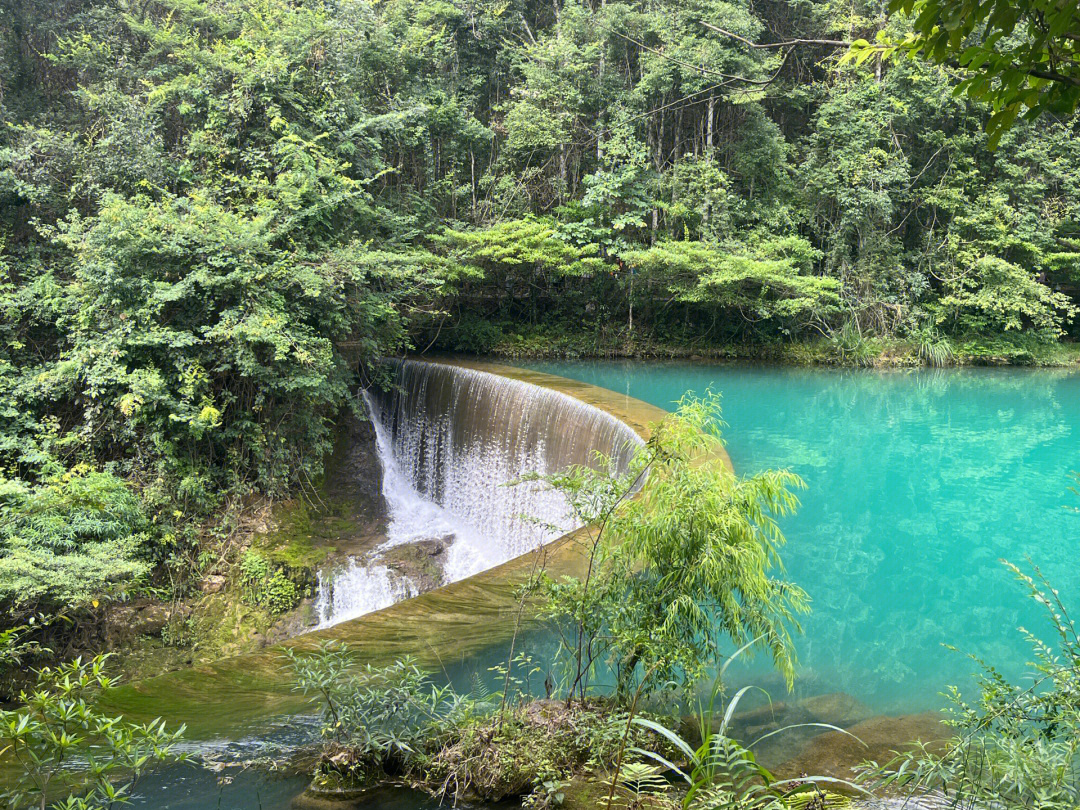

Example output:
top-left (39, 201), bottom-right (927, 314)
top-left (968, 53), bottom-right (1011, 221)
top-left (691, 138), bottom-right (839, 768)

top-left (282, 643), bottom-right (476, 763)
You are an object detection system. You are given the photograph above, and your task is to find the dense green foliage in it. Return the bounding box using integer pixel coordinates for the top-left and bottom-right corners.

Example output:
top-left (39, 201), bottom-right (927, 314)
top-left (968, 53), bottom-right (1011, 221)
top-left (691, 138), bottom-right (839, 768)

top-left (849, 1), bottom-right (1080, 147)
top-left (286, 645), bottom-right (670, 806)
top-left (533, 395), bottom-right (807, 700)
top-left (284, 644), bottom-right (476, 759)
top-left (238, 550), bottom-right (301, 614)
top-left (5, 0), bottom-right (1080, 620)
top-left (0, 468), bottom-right (151, 614)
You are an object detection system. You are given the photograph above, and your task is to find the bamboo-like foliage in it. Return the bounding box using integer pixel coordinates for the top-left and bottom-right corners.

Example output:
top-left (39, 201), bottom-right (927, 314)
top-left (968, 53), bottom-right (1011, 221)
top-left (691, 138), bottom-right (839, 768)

top-left (532, 393), bottom-right (809, 701)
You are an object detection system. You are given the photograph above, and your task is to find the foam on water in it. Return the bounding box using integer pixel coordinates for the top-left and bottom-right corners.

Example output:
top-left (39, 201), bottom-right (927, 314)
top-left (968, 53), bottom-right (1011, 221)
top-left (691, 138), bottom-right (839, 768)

top-left (314, 561), bottom-right (414, 628)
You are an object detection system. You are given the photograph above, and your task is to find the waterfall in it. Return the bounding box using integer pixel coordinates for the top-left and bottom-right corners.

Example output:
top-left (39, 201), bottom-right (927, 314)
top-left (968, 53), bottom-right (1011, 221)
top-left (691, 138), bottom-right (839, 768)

top-left (313, 562), bottom-right (413, 627)
top-left (314, 359), bottom-right (644, 627)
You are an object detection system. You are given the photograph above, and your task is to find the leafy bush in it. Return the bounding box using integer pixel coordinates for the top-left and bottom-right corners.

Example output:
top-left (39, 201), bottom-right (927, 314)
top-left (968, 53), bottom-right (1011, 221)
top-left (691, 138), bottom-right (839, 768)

top-left (0, 468), bottom-right (152, 615)
top-left (936, 256), bottom-right (1077, 336)
top-left (425, 700), bottom-right (652, 803)
top-left (866, 560), bottom-right (1080, 809)
top-left (239, 551), bottom-right (300, 615)
top-left (913, 328), bottom-right (955, 367)
top-left (0, 654), bottom-right (185, 810)
top-left (829, 320), bottom-right (878, 367)
top-left (449, 316), bottom-right (507, 354)
top-left (283, 643), bottom-right (476, 768)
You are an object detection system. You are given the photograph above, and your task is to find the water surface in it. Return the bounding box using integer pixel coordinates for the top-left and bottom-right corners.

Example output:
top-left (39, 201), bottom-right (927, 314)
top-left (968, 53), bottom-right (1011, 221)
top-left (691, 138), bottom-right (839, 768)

top-left (515, 361), bottom-right (1080, 714)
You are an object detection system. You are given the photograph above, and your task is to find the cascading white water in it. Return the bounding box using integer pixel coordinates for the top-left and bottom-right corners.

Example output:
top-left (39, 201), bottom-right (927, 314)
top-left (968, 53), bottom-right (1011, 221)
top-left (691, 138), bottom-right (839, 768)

top-left (314, 360), bottom-right (644, 628)
top-left (313, 561), bottom-right (414, 627)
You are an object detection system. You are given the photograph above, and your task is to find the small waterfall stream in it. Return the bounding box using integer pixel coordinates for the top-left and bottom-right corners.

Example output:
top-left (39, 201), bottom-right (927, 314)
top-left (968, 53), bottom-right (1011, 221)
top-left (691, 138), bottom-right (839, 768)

top-left (314, 360), bottom-right (643, 627)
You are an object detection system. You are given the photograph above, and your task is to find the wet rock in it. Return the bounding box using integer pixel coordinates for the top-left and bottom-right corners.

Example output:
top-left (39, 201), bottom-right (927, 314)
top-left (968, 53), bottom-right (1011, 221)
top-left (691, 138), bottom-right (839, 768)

top-left (415, 535), bottom-right (452, 556)
top-left (380, 537), bottom-right (451, 592)
top-left (107, 602), bottom-right (191, 639)
top-left (800, 692), bottom-right (873, 730)
top-left (560, 775), bottom-right (608, 810)
top-left (198, 575), bottom-right (226, 594)
top-left (292, 762), bottom-right (382, 808)
top-left (324, 411), bottom-right (386, 516)
top-left (139, 604), bottom-right (191, 636)
top-left (266, 599), bottom-right (320, 644)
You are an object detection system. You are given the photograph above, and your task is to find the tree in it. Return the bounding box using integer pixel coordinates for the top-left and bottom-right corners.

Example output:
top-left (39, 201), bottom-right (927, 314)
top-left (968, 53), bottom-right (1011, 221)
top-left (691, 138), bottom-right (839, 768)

top-left (621, 239), bottom-right (839, 337)
top-left (848, 1), bottom-right (1080, 146)
top-left (533, 394), bottom-right (809, 701)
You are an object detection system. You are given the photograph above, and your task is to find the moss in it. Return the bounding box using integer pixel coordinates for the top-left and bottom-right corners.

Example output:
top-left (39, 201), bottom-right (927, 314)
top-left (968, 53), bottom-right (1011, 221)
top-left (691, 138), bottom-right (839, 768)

top-left (255, 499), bottom-right (335, 570)
top-left (413, 700), bottom-right (654, 803)
top-left (560, 775), bottom-right (615, 810)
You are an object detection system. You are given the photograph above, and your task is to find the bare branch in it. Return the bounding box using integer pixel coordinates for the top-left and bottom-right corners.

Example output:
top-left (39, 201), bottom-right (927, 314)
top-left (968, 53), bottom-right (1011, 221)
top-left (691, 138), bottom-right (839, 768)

top-left (699, 20), bottom-right (851, 49)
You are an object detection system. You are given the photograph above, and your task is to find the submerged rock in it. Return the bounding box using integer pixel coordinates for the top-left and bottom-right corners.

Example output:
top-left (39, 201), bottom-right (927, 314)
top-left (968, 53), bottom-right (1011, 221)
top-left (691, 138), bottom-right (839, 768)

top-left (685, 691), bottom-right (874, 772)
top-left (291, 787), bottom-right (370, 809)
top-left (773, 712), bottom-right (948, 781)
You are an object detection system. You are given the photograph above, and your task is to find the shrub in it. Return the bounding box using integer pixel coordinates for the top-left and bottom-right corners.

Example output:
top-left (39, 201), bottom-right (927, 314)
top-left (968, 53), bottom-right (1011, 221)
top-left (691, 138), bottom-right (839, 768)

top-left (283, 643), bottom-right (476, 765)
top-left (239, 550), bottom-right (300, 615)
top-left (829, 320), bottom-right (878, 367)
top-left (914, 328), bottom-right (955, 367)
top-left (0, 468), bottom-right (152, 615)
top-left (0, 654), bottom-right (185, 809)
top-left (449, 316), bottom-right (507, 354)
top-left (531, 394), bottom-right (808, 701)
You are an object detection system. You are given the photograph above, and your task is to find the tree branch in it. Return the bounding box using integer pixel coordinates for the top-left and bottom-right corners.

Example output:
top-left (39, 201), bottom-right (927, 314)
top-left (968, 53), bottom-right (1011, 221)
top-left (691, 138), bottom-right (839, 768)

top-left (698, 20), bottom-right (851, 49)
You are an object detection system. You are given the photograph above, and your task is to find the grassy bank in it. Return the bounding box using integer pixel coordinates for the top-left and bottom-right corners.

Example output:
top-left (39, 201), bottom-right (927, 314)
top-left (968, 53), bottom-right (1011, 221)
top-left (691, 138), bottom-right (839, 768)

top-left (433, 321), bottom-right (1080, 368)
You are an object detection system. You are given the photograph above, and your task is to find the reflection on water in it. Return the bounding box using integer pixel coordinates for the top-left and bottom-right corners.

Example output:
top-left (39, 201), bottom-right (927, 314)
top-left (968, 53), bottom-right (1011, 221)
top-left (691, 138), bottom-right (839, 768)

top-left (130, 766), bottom-right (309, 810)
top-left (130, 767), bottom-right (445, 810)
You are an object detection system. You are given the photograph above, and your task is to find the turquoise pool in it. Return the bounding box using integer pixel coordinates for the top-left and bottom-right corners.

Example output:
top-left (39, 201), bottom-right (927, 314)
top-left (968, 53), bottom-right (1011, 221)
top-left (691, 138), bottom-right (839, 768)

top-left (515, 361), bottom-right (1080, 714)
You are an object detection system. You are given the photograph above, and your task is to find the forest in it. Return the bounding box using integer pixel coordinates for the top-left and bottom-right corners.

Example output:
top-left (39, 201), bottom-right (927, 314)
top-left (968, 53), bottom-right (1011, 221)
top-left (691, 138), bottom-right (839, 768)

top-left (5, 0), bottom-right (1080, 625)
top-left (3, 1), bottom-right (1080, 808)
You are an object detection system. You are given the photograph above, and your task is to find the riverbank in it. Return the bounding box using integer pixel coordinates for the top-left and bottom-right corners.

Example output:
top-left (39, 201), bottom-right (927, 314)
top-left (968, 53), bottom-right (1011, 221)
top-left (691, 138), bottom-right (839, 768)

top-left (432, 321), bottom-right (1080, 368)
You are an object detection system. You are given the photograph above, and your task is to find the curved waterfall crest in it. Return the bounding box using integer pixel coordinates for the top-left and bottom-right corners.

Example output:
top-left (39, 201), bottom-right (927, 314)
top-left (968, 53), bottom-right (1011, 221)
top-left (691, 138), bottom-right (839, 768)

top-left (315, 359), bottom-right (644, 627)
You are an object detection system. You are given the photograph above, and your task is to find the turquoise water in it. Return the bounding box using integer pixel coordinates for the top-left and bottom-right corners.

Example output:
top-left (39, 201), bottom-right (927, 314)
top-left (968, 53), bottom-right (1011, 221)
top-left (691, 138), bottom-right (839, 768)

top-left (515, 361), bottom-right (1080, 714)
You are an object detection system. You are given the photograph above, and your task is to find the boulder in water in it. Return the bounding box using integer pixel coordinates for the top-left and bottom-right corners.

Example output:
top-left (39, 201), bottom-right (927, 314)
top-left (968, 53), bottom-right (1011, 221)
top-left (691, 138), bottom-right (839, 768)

top-left (772, 712), bottom-right (948, 781)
